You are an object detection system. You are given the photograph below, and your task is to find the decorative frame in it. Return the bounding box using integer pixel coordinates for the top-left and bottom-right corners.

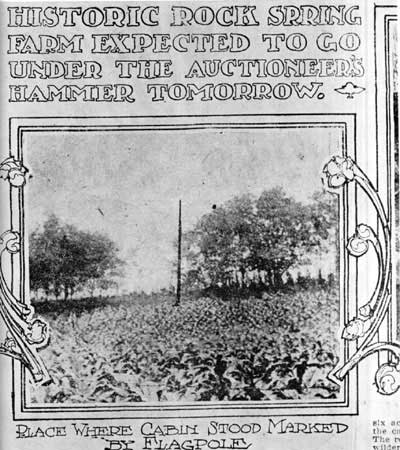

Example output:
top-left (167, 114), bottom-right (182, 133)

top-left (3, 114), bottom-right (358, 420)
top-left (323, 156), bottom-right (400, 394)
top-left (0, 157), bottom-right (50, 384)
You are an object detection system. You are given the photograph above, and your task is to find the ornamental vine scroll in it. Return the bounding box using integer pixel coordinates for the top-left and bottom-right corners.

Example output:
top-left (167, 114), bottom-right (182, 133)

top-left (0, 156), bottom-right (50, 384)
top-left (323, 156), bottom-right (400, 395)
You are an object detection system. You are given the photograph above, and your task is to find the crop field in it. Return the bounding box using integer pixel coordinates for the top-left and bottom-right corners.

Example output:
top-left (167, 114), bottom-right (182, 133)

top-left (31, 288), bottom-right (341, 403)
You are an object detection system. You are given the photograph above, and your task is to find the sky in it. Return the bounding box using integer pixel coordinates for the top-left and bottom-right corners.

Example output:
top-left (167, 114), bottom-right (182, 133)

top-left (25, 126), bottom-right (341, 293)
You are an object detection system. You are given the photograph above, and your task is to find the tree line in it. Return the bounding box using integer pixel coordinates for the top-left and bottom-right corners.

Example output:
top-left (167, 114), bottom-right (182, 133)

top-left (29, 188), bottom-right (337, 301)
top-left (181, 188), bottom-right (337, 294)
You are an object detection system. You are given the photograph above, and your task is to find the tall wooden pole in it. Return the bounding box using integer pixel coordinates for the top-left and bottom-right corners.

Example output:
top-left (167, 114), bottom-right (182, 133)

top-left (175, 200), bottom-right (182, 306)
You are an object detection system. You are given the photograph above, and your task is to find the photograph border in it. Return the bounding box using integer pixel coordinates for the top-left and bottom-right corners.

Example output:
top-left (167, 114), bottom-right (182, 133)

top-left (5, 113), bottom-right (358, 419)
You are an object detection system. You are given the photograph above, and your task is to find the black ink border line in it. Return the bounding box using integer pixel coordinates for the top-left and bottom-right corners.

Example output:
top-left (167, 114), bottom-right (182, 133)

top-left (374, 6), bottom-right (398, 365)
top-left (8, 113), bottom-right (357, 420)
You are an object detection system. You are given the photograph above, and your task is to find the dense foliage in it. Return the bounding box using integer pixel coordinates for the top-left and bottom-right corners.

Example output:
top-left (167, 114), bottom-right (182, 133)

top-left (30, 215), bottom-right (123, 300)
top-left (31, 288), bottom-right (340, 403)
top-left (182, 189), bottom-right (337, 292)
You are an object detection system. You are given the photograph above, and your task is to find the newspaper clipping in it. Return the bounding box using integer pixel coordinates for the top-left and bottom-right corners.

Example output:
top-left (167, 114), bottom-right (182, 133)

top-left (0, 1), bottom-right (398, 449)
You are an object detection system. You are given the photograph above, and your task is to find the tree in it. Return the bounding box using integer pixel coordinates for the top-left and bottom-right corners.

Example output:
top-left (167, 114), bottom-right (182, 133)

top-left (182, 188), bottom-right (337, 292)
top-left (29, 215), bottom-right (123, 300)
top-left (182, 194), bottom-right (256, 291)
top-left (254, 188), bottom-right (334, 288)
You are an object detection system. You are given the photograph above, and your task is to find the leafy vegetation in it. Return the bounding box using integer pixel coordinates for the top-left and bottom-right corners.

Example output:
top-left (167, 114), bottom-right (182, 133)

top-left (30, 215), bottom-right (123, 300)
top-left (31, 288), bottom-right (340, 403)
top-left (182, 189), bottom-right (337, 293)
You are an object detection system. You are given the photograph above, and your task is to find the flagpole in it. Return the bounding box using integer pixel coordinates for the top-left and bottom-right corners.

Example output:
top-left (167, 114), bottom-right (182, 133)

top-left (175, 199), bottom-right (182, 306)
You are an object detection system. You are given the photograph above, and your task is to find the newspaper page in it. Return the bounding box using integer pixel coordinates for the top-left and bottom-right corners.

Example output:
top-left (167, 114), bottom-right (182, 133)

top-left (0, 1), bottom-right (398, 449)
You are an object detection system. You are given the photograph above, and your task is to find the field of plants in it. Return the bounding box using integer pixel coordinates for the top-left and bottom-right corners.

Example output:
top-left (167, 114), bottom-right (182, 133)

top-left (31, 288), bottom-right (341, 403)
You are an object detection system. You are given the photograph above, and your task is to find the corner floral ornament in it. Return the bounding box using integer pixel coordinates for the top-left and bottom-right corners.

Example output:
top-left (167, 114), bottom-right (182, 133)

top-left (26, 319), bottom-right (48, 345)
top-left (342, 317), bottom-right (371, 340)
top-left (0, 156), bottom-right (28, 187)
top-left (323, 155), bottom-right (400, 396)
top-left (0, 157), bottom-right (50, 384)
top-left (323, 156), bottom-right (355, 188)
top-left (347, 224), bottom-right (375, 258)
top-left (375, 364), bottom-right (400, 395)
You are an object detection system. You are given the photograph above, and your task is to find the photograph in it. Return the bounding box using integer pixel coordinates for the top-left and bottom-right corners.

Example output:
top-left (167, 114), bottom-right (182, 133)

top-left (25, 126), bottom-right (342, 404)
